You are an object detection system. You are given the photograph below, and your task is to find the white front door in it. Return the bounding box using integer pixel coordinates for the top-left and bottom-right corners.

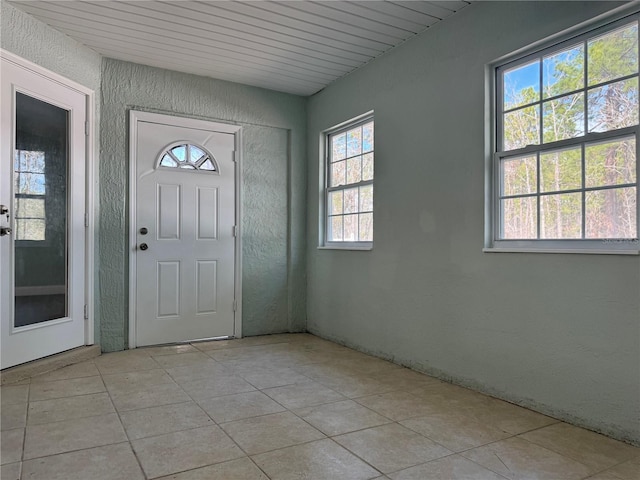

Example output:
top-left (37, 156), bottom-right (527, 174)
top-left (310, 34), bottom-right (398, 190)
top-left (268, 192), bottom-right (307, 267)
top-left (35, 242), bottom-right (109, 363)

top-left (0, 53), bottom-right (87, 369)
top-left (131, 112), bottom-right (240, 346)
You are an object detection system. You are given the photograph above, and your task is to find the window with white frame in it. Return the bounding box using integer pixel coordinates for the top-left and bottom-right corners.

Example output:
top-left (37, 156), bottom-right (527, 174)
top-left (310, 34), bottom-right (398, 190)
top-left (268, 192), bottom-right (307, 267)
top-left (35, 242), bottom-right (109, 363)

top-left (492, 15), bottom-right (639, 252)
top-left (324, 116), bottom-right (374, 247)
top-left (14, 150), bottom-right (46, 241)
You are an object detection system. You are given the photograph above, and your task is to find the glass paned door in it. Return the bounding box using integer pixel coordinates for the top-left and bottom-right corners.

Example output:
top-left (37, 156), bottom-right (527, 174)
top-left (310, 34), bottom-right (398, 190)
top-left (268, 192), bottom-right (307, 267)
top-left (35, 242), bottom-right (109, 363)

top-left (1, 52), bottom-right (87, 369)
top-left (14, 93), bottom-right (69, 327)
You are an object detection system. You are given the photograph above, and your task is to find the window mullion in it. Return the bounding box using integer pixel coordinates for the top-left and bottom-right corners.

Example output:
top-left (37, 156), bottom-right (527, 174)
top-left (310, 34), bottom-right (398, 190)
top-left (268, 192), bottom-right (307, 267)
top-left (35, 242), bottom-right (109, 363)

top-left (583, 37), bottom-right (589, 142)
top-left (581, 143), bottom-right (586, 239)
top-left (538, 57), bottom-right (544, 151)
top-left (537, 56), bottom-right (544, 231)
top-left (497, 64), bottom-right (504, 152)
top-left (536, 151), bottom-right (541, 239)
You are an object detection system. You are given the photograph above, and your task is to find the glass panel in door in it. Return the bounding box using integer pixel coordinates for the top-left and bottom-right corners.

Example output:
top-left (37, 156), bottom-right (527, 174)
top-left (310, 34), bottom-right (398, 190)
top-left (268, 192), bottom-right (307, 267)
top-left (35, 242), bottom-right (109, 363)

top-left (14, 92), bottom-right (69, 327)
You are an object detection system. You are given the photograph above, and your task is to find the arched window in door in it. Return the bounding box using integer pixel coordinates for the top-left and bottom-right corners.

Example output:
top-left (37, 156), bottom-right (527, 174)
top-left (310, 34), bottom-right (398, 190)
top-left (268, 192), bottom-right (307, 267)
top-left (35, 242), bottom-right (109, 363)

top-left (157, 143), bottom-right (218, 172)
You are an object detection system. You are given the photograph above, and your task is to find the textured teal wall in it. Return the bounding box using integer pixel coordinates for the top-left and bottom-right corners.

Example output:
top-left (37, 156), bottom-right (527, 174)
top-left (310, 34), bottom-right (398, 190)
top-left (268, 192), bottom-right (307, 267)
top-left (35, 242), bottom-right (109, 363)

top-left (306, 1), bottom-right (639, 444)
top-left (1, 0), bottom-right (103, 344)
top-left (100, 59), bottom-right (307, 351)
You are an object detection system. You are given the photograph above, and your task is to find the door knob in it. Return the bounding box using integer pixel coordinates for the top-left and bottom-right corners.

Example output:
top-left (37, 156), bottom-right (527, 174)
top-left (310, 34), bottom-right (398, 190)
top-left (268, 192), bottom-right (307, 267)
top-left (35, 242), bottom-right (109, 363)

top-left (1, 227), bottom-right (12, 236)
top-left (139, 243), bottom-right (148, 251)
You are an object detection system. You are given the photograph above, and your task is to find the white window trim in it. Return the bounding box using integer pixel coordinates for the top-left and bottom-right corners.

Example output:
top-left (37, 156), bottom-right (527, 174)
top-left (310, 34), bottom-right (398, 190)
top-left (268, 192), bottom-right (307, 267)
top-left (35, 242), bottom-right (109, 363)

top-left (319, 111), bottom-right (374, 250)
top-left (485, 8), bottom-right (640, 255)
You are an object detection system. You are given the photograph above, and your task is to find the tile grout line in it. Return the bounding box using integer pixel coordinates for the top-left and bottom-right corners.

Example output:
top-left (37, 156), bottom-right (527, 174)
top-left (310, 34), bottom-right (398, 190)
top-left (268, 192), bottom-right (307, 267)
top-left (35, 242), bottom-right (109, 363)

top-left (19, 440), bottom-right (135, 464)
top-left (514, 433), bottom-right (631, 476)
top-left (20, 382), bottom-right (30, 465)
top-left (156, 360), bottom-right (267, 476)
top-left (160, 342), bottom-right (371, 473)
top-left (100, 369), bottom-right (150, 480)
top-left (186, 338), bottom-right (314, 480)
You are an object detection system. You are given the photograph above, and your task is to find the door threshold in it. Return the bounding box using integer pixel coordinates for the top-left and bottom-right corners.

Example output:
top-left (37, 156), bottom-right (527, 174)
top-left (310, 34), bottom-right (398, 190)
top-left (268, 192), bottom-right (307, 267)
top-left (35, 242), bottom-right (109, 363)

top-left (137, 336), bottom-right (234, 349)
top-left (1, 345), bottom-right (101, 385)
top-left (188, 335), bottom-right (234, 344)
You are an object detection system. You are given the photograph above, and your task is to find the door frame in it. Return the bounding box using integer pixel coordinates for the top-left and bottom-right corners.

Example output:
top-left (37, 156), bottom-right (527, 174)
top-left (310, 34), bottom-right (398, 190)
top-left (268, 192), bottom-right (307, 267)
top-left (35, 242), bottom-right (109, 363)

top-left (0, 49), bottom-right (96, 351)
top-left (128, 110), bottom-right (243, 348)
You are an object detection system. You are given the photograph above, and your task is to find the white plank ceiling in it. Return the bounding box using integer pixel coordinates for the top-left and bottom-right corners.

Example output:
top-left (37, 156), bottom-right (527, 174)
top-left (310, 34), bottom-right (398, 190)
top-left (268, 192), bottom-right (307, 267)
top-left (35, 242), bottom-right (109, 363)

top-left (9, 1), bottom-right (471, 96)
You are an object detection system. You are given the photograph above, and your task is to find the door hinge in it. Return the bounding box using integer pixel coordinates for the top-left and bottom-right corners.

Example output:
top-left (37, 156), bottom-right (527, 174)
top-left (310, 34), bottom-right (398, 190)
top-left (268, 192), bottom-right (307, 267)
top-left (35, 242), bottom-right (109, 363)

top-left (232, 225), bottom-right (238, 237)
top-left (84, 304), bottom-right (89, 320)
top-left (233, 300), bottom-right (237, 312)
top-left (85, 121), bottom-right (90, 136)
top-left (232, 151), bottom-right (237, 163)
top-left (84, 213), bottom-right (89, 228)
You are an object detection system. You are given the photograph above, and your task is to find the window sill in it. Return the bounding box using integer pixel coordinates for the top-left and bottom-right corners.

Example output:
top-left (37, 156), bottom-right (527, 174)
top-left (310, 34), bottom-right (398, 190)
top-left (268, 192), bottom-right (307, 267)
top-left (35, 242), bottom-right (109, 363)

top-left (483, 247), bottom-right (639, 255)
top-left (318, 245), bottom-right (373, 251)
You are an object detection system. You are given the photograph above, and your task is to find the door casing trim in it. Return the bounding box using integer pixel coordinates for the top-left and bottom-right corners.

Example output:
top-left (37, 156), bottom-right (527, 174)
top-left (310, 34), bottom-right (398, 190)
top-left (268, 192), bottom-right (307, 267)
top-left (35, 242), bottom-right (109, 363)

top-left (128, 110), bottom-right (243, 348)
top-left (0, 49), bottom-right (96, 348)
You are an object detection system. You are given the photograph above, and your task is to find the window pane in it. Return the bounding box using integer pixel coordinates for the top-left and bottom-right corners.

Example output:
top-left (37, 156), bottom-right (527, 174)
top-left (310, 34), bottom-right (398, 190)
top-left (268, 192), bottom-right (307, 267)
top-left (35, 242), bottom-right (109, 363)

top-left (543, 44), bottom-right (584, 98)
top-left (14, 93), bottom-right (68, 325)
top-left (543, 92), bottom-right (585, 143)
top-left (14, 150), bottom-right (45, 173)
top-left (172, 145), bottom-right (186, 162)
top-left (15, 219), bottom-right (46, 241)
top-left (346, 156), bottom-right (361, 184)
top-left (344, 187), bottom-right (358, 213)
top-left (16, 172), bottom-right (46, 195)
top-left (359, 213), bottom-right (373, 241)
top-left (15, 197), bottom-right (45, 218)
top-left (586, 187), bottom-right (637, 238)
top-left (329, 190), bottom-right (343, 215)
top-left (344, 214), bottom-right (357, 241)
top-left (330, 216), bottom-right (343, 241)
top-left (503, 60), bottom-right (540, 110)
top-left (347, 127), bottom-right (362, 157)
top-left (501, 197), bottom-right (537, 239)
top-left (190, 145), bottom-right (206, 163)
top-left (540, 147), bottom-right (582, 193)
top-left (327, 118), bottom-right (374, 245)
top-left (503, 105), bottom-right (540, 150)
top-left (540, 192), bottom-right (582, 239)
top-left (360, 185), bottom-right (373, 212)
top-left (586, 137), bottom-right (636, 187)
top-left (362, 153), bottom-right (374, 181)
top-left (587, 77), bottom-right (639, 132)
top-left (332, 132), bottom-right (346, 161)
top-left (160, 154), bottom-right (177, 167)
top-left (501, 155), bottom-right (537, 196)
top-left (200, 159), bottom-right (215, 171)
top-left (588, 22), bottom-right (638, 86)
top-left (362, 122), bottom-right (374, 153)
top-left (331, 160), bottom-right (346, 187)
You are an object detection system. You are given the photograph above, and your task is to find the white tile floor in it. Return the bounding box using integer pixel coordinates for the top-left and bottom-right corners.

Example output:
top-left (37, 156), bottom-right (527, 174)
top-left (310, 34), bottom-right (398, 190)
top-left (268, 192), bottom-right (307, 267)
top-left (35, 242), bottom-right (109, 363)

top-left (1, 333), bottom-right (638, 479)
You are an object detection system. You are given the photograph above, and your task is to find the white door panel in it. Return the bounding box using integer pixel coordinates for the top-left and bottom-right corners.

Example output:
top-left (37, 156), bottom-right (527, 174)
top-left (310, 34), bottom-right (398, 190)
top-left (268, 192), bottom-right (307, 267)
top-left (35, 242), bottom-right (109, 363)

top-left (133, 115), bottom-right (237, 346)
top-left (0, 55), bottom-right (87, 369)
